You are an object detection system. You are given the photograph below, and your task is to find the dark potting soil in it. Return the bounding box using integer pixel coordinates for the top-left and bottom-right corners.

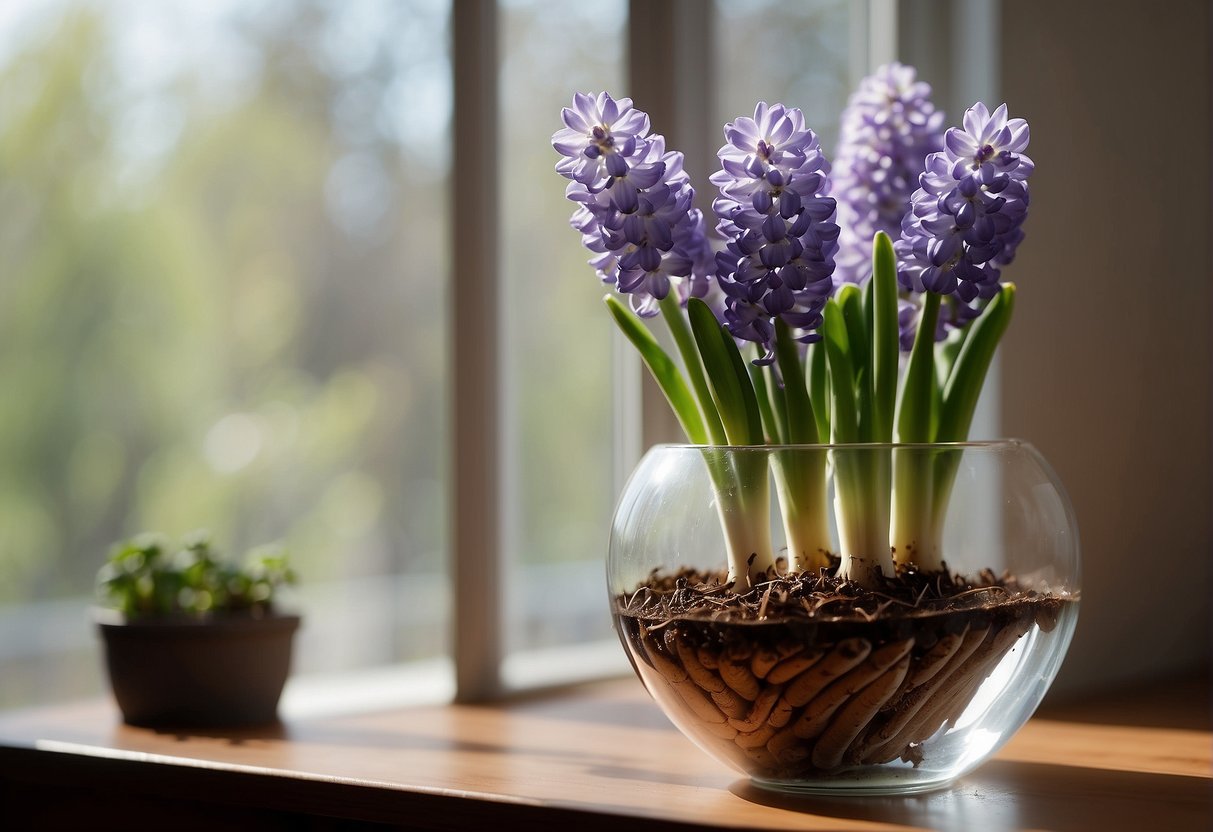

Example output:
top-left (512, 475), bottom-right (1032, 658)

top-left (615, 557), bottom-right (1070, 647)
top-left (612, 559), bottom-right (1077, 775)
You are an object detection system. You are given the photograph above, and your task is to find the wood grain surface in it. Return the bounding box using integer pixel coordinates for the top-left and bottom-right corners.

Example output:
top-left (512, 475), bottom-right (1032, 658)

top-left (0, 676), bottom-right (1208, 831)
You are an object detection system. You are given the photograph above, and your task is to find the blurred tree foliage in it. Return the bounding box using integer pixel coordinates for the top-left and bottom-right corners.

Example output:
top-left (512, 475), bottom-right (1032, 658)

top-left (497, 0), bottom-right (621, 584)
top-left (0, 1), bottom-right (449, 603)
top-left (0, 0), bottom-right (856, 670)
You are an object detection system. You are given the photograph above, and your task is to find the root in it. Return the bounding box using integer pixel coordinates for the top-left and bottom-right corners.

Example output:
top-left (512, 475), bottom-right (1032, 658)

top-left (792, 639), bottom-right (914, 741)
top-left (719, 650), bottom-right (761, 701)
top-left (750, 646), bottom-right (781, 679)
top-left (710, 685), bottom-right (751, 720)
top-left (855, 624), bottom-right (989, 764)
top-left (673, 636), bottom-right (725, 693)
top-left (818, 654), bottom-right (910, 770)
top-left (785, 638), bottom-right (871, 707)
top-left (618, 589), bottom-right (1070, 779)
top-left (766, 649), bottom-right (824, 685)
top-left (728, 684), bottom-right (785, 732)
top-left (907, 630), bottom-right (964, 688)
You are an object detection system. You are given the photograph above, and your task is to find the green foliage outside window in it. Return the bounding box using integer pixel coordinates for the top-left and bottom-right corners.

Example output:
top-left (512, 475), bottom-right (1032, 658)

top-left (0, 2), bottom-right (448, 606)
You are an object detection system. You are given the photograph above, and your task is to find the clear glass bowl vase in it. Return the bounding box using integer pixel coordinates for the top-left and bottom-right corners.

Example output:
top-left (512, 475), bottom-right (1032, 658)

top-left (608, 441), bottom-right (1079, 796)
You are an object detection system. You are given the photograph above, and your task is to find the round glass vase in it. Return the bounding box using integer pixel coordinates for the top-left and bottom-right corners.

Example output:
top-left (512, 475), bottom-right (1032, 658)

top-left (608, 441), bottom-right (1079, 796)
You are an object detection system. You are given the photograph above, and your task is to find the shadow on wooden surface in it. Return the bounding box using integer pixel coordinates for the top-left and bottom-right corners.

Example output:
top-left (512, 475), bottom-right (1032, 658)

top-left (731, 759), bottom-right (1212, 832)
top-left (1037, 669), bottom-right (1210, 731)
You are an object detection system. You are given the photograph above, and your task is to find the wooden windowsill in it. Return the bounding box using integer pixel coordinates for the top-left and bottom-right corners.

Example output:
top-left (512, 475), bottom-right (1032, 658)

top-left (0, 675), bottom-right (1208, 831)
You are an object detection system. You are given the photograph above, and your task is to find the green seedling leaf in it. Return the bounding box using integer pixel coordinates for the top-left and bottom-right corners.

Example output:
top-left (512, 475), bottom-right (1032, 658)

top-left (687, 298), bottom-right (757, 444)
top-left (659, 293), bottom-right (728, 444)
top-left (937, 283), bottom-right (1016, 442)
top-left (822, 297), bottom-right (859, 443)
top-left (872, 232), bottom-right (899, 442)
top-left (605, 295), bottom-right (707, 444)
top-left (897, 291), bottom-right (941, 443)
top-left (774, 318), bottom-right (817, 443)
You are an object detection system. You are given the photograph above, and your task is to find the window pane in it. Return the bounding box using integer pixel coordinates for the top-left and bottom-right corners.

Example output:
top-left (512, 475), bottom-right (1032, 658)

top-left (714, 0), bottom-right (854, 150)
top-left (0, 0), bottom-right (451, 707)
top-left (499, 0), bottom-right (628, 658)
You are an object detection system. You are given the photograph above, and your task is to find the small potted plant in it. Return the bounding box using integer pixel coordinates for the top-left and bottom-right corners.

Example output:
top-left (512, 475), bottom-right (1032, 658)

top-left (553, 66), bottom-right (1079, 794)
top-left (95, 531), bottom-right (300, 728)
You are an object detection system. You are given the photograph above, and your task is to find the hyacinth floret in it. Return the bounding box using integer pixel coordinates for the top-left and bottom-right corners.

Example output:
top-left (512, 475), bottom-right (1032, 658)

top-left (553, 93), bottom-right (710, 317)
top-left (710, 103), bottom-right (839, 363)
top-left (552, 92), bottom-right (650, 189)
top-left (895, 102), bottom-right (1032, 304)
top-left (831, 63), bottom-right (945, 286)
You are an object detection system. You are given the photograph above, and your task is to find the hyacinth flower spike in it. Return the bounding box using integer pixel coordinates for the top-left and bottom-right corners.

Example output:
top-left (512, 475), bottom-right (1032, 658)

top-left (891, 102), bottom-right (1031, 570)
top-left (831, 62), bottom-right (945, 288)
top-left (553, 93), bottom-right (719, 439)
top-left (553, 92), bottom-right (776, 589)
top-left (707, 102), bottom-right (841, 574)
top-left (552, 88), bottom-right (1032, 591)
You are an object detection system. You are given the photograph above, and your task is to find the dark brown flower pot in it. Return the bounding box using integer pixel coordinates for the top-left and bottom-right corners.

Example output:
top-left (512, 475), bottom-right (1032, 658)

top-left (95, 609), bottom-right (300, 728)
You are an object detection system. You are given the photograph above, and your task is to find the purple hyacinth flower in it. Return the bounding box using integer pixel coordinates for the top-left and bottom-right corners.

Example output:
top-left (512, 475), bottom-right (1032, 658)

top-left (553, 93), bottom-right (711, 317)
top-left (831, 63), bottom-right (944, 286)
top-left (894, 102), bottom-right (1032, 343)
top-left (552, 92), bottom-right (651, 189)
top-left (710, 103), bottom-right (838, 364)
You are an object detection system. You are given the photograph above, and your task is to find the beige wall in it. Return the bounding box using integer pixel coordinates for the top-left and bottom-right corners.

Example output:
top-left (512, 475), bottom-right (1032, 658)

top-left (1000, 0), bottom-right (1212, 694)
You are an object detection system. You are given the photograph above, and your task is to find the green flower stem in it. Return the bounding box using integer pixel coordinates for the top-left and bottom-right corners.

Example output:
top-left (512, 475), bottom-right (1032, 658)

top-left (871, 232), bottom-right (899, 444)
top-left (687, 298), bottom-right (759, 445)
top-left (722, 339), bottom-right (775, 585)
top-left (891, 446), bottom-right (937, 567)
top-left (771, 447), bottom-right (831, 572)
top-left (935, 324), bottom-right (969, 393)
top-left (890, 290), bottom-right (942, 568)
top-left (937, 283), bottom-right (1016, 442)
top-left (822, 292), bottom-right (892, 585)
top-left (839, 265), bottom-right (887, 572)
top-left (858, 232), bottom-right (907, 572)
top-left (681, 299), bottom-right (774, 588)
top-left (832, 449), bottom-right (893, 585)
top-left (907, 283), bottom-right (1017, 572)
top-left (770, 323), bottom-right (829, 572)
top-left (749, 360), bottom-right (785, 444)
top-left (822, 293), bottom-right (858, 444)
top-left (702, 447), bottom-right (775, 590)
top-left (841, 284), bottom-right (872, 441)
top-left (892, 285), bottom-right (1016, 570)
top-left (807, 340), bottom-right (830, 442)
top-left (722, 328), bottom-right (765, 444)
top-left (774, 319), bottom-right (817, 444)
top-left (926, 447), bottom-right (960, 565)
top-left (897, 290), bottom-right (942, 443)
top-left (605, 295), bottom-right (706, 444)
top-left (659, 293), bottom-right (728, 445)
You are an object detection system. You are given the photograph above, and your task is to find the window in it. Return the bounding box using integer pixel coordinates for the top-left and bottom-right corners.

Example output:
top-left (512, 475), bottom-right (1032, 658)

top-left (498, 0), bottom-right (628, 669)
top-left (0, 0), bottom-right (945, 709)
top-left (0, 0), bottom-right (453, 705)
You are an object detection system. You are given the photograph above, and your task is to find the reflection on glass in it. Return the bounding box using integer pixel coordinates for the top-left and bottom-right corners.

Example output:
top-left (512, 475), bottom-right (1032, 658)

top-left (0, 0), bottom-right (452, 706)
top-left (499, 0), bottom-right (626, 655)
